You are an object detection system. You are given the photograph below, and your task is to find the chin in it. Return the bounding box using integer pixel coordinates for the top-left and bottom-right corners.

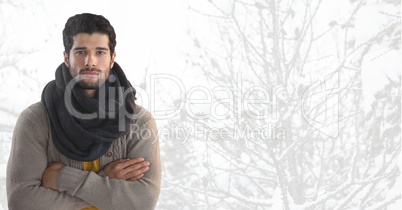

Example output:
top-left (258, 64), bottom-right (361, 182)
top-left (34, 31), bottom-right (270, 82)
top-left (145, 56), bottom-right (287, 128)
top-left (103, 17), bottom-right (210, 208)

top-left (78, 81), bottom-right (101, 89)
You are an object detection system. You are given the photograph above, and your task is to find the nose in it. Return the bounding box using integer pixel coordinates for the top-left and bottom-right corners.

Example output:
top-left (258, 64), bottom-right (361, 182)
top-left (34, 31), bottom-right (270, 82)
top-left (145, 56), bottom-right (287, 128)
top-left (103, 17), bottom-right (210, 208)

top-left (85, 54), bottom-right (96, 67)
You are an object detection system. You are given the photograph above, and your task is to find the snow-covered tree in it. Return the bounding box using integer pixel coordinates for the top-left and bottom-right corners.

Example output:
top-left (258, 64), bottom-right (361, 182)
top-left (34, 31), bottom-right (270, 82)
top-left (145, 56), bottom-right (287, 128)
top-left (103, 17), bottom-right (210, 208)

top-left (158, 0), bottom-right (401, 209)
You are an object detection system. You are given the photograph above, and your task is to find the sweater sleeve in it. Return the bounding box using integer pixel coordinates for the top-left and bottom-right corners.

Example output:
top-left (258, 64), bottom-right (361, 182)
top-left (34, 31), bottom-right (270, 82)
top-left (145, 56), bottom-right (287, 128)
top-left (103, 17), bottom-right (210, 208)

top-left (56, 110), bottom-right (162, 210)
top-left (6, 104), bottom-right (90, 210)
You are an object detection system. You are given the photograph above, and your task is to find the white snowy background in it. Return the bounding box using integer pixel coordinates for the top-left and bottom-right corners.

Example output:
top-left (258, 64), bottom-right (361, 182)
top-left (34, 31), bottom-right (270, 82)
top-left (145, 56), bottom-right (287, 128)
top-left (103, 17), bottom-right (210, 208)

top-left (0, 0), bottom-right (400, 209)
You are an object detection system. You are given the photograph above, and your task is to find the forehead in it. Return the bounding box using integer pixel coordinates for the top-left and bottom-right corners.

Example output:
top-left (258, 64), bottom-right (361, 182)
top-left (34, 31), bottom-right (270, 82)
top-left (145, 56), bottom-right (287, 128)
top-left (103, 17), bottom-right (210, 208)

top-left (72, 33), bottom-right (109, 48)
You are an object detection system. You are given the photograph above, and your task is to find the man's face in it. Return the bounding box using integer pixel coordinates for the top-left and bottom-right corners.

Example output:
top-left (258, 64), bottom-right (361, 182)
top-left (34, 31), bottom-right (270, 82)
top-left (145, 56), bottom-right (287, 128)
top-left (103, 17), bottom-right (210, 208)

top-left (64, 33), bottom-right (116, 89)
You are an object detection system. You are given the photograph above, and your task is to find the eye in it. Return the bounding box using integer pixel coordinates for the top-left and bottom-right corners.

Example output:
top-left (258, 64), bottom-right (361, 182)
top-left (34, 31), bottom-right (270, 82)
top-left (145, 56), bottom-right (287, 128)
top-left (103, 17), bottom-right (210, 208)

top-left (75, 51), bottom-right (86, 55)
top-left (97, 51), bottom-right (106, 55)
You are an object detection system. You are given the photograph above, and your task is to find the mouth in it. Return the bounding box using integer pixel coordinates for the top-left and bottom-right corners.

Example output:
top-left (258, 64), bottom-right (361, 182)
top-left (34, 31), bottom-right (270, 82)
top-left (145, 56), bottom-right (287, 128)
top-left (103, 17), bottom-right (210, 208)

top-left (80, 71), bottom-right (99, 75)
top-left (80, 72), bottom-right (99, 76)
top-left (79, 69), bottom-right (101, 78)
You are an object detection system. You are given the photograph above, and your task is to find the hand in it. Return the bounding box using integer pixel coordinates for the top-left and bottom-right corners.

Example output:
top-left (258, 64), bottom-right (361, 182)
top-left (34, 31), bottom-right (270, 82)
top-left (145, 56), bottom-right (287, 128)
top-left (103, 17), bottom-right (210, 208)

top-left (104, 157), bottom-right (149, 181)
top-left (41, 162), bottom-right (65, 190)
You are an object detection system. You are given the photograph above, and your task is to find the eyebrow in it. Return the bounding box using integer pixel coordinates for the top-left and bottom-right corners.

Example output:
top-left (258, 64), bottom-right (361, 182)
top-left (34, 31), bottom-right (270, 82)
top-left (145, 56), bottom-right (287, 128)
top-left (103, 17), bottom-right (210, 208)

top-left (73, 47), bottom-right (109, 51)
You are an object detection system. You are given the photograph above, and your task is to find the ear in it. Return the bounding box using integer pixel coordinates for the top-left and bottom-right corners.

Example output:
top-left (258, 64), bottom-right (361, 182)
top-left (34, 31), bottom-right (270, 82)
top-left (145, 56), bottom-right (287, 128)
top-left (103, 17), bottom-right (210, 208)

top-left (63, 51), bottom-right (69, 67)
top-left (110, 52), bottom-right (116, 69)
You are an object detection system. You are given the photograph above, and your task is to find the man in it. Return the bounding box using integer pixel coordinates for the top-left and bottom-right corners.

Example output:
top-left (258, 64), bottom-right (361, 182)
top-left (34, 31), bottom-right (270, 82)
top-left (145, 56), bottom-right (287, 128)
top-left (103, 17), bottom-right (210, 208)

top-left (6, 13), bottom-right (161, 210)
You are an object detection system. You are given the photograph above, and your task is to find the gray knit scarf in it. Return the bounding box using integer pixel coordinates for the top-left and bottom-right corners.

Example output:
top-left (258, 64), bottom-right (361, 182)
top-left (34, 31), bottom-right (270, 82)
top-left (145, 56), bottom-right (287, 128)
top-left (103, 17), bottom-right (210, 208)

top-left (41, 62), bottom-right (136, 161)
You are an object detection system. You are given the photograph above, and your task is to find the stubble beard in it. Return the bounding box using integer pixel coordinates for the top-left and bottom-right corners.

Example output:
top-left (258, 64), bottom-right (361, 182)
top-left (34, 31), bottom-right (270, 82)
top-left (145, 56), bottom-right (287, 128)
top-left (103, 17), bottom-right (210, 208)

top-left (78, 78), bottom-right (102, 89)
top-left (76, 68), bottom-right (110, 90)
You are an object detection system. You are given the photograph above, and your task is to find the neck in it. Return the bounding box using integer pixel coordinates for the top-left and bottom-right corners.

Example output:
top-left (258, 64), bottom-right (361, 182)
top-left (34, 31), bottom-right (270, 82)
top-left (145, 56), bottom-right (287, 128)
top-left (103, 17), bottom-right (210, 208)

top-left (81, 89), bottom-right (97, 98)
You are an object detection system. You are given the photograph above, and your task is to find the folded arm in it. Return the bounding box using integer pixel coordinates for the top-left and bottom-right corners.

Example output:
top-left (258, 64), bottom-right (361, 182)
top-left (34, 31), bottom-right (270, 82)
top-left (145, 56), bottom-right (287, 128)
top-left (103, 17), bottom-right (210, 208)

top-left (7, 107), bottom-right (90, 210)
top-left (55, 113), bottom-right (162, 209)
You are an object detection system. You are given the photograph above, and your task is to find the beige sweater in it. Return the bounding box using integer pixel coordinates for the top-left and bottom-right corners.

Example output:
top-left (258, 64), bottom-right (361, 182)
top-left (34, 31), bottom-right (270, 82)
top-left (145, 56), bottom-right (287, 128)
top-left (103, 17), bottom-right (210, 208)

top-left (6, 102), bottom-right (161, 210)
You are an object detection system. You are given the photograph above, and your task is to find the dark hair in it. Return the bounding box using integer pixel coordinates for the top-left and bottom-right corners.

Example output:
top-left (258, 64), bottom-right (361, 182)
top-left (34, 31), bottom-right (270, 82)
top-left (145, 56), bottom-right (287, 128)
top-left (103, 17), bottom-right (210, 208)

top-left (63, 13), bottom-right (116, 57)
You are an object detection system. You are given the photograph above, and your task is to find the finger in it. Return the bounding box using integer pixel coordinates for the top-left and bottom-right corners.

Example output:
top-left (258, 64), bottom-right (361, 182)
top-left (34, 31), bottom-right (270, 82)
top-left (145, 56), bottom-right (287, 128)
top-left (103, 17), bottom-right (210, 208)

top-left (107, 159), bottom-right (127, 169)
top-left (124, 165), bottom-right (149, 180)
top-left (128, 173), bottom-right (144, 181)
top-left (120, 157), bottom-right (145, 169)
top-left (119, 161), bottom-right (149, 177)
top-left (47, 162), bottom-right (59, 167)
top-left (113, 159), bottom-right (128, 164)
top-left (108, 158), bottom-right (137, 170)
top-left (125, 167), bottom-right (148, 180)
top-left (124, 161), bottom-right (149, 173)
top-left (47, 162), bottom-right (64, 169)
